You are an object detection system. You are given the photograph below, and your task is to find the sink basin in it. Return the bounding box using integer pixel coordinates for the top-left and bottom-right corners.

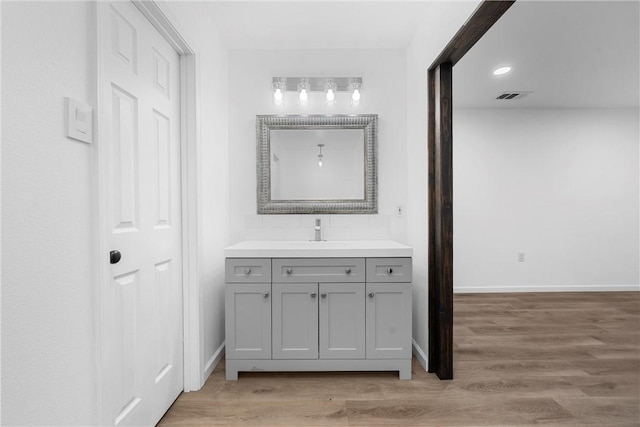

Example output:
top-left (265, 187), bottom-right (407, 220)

top-left (224, 240), bottom-right (412, 258)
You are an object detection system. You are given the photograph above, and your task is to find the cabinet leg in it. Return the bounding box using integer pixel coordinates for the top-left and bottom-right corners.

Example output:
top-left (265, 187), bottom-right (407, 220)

top-left (226, 367), bottom-right (238, 381)
top-left (399, 361), bottom-right (412, 380)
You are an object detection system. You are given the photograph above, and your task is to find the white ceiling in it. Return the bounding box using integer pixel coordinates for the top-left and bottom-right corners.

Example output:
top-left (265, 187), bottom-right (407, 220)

top-left (454, 1), bottom-right (640, 108)
top-left (205, 1), bottom-right (639, 108)
top-left (205, 1), bottom-right (435, 49)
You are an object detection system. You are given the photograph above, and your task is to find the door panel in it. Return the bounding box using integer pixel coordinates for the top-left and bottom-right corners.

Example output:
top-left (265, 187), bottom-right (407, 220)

top-left (102, 2), bottom-right (182, 425)
top-left (225, 284), bottom-right (272, 359)
top-left (319, 283), bottom-right (365, 359)
top-left (111, 85), bottom-right (139, 232)
top-left (272, 283), bottom-right (319, 359)
top-left (366, 282), bottom-right (412, 359)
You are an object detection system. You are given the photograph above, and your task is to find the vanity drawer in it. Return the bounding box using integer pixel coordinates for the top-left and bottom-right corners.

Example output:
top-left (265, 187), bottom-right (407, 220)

top-left (273, 258), bottom-right (365, 283)
top-left (226, 258), bottom-right (272, 283)
top-left (366, 258), bottom-right (412, 283)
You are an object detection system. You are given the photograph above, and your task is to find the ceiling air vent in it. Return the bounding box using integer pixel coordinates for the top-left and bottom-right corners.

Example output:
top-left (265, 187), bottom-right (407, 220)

top-left (496, 91), bottom-right (532, 100)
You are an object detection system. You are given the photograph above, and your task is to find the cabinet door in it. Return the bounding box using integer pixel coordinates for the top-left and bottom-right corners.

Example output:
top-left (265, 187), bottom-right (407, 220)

top-left (272, 283), bottom-right (319, 359)
top-left (225, 284), bottom-right (271, 360)
top-left (319, 283), bottom-right (365, 359)
top-left (366, 282), bottom-right (412, 359)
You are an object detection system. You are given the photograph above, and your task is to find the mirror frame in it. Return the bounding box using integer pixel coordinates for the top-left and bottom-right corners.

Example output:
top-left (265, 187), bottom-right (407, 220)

top-left (257, 114), bottom-right (378, 214)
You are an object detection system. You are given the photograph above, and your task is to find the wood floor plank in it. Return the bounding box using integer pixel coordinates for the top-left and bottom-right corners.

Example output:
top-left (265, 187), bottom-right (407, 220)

top-left (344, 397), bottom-right (576, 426)
top-left (553, 397), bottom-right (640, 425)
top-left (158, 291), bottom-right (640, 426)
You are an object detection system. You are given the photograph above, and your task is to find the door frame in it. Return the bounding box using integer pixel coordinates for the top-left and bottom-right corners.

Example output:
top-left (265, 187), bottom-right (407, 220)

top-left (427, 0), bottom-right (515, 380)
top-left (93, 1), bottom-right (202, 423)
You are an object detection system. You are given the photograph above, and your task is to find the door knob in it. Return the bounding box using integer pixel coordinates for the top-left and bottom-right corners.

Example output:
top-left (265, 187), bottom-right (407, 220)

top-left (286, 268), bottom-right (293, 275)
top-left (368, 292), bottom-right (375, 298)
top-left (110, 250), bottom-right (121, 264)
top-left (310, 292), bottom-right (317, 298)
top-left (387, 268), bottom-right (393, 275)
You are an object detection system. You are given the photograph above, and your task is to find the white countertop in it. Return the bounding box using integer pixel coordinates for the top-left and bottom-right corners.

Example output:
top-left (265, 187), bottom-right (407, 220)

top-left (224, 240), bottom-right (413, 258)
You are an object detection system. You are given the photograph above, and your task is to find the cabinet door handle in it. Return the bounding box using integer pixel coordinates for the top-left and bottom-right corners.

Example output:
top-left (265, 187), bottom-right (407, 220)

top-left (368, 292), bottom-right (375, 298)
top-left (387, 268), bottom-right (393, 275)
top-left (263, 292), bottom-right (269, 299)
top-left (244, 268), bottom-right (252, 275)
top-left (286, 268), bottom-right (293, 275)
top-left (320, 293), bottom-right (327, 299)
top-left (310, 292), bottom-right (317, 298)
top-left (345, 268), bottom-right (351, 274)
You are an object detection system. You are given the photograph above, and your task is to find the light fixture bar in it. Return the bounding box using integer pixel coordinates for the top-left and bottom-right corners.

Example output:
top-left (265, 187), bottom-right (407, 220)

top-left (273, 77), bottom-right (363, 92)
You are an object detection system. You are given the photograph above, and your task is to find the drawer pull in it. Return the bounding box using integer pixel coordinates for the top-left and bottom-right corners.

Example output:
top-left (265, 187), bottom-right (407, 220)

top-left (263, 292), bottom-right (269, 299)
top-left (310, 292), bottom-right (317, 298)
top-left (368, 292), bottom-right (375, 298)
top-left (320, 293), bottom-right (327, 299)
top-left (345, 268), bottom-right (352, 274)
top-left (387, 268), bottom-right (393, 275)
top-left (244, 268), bottom-right (252, 275)
top-left (286, 268), bottom-right (293, 275)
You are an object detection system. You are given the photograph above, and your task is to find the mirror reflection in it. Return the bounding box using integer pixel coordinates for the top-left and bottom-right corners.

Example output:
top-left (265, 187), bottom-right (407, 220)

top-left (270, 129), bottom-right (365, 201)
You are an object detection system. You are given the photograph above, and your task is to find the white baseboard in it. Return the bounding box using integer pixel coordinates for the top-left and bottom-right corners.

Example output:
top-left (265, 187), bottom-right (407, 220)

top-left (454, 284), bottom-right (640, 293)
top-left (203, 341), bottom-right (225, 384)
top-left (412, 339), bottom-right (428, 372)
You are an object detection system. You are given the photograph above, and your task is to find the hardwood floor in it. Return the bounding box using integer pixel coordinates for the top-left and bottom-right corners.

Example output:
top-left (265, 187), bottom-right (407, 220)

top-left (159, 292), bottom-right (640, 426)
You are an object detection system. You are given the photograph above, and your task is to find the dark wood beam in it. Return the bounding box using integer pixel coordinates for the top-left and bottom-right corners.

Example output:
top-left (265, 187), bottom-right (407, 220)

top-left (427, 69), bottom-right (437, 374)
top-left (430, 1), bottom-right (516, 69)
top-left (427, 0), bottom-right (516, 380)
top-left (428, 62), bottom-right (454, 380)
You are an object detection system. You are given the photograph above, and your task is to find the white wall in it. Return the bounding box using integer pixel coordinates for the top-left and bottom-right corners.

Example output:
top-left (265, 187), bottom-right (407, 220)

top-left (227, 49), bottom-right (407, 244)
top-left (1, 1), bottom-right (229, 424)
top-left (1, 2), bottom-right (97, 425)
top-left (405, 0), bottom-right (482, 369)
top-left (453, 108), bottom-right (640, 292)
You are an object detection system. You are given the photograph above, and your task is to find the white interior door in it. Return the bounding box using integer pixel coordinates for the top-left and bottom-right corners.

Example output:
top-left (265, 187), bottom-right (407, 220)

top-left (100, 2), bottom-right (183, 425)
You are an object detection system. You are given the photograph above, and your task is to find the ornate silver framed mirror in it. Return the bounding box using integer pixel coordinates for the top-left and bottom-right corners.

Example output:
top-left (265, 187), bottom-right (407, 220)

top-left (257, 114), bottom-right (378, 214)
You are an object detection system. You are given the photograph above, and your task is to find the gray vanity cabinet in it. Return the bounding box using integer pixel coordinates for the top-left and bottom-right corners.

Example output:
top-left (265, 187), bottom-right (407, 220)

top-left (225, 256), bottom-right (412, 380)
top-left (224, 259), bottom-right (272, 360)
top-left (366, 258), bottom-right (413, 359)
top-left (272, 258), bottom-right (366, 360)
top-left (272, 282), bottom-right (366, 360)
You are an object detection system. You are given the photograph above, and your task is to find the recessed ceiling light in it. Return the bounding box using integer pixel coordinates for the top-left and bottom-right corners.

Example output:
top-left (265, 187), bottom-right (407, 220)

top-left (493, 66), bottom-right (512, 76)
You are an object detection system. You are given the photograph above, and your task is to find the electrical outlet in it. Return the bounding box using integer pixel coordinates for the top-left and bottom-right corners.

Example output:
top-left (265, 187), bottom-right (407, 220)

top-left (517, 252), bottom-right (526, 262)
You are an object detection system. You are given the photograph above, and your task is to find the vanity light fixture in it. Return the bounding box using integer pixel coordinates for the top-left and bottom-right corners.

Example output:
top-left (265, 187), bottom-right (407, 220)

top-left (271, 77), bottom-right (363, 108)
top-left (493, 66), bottom-right (512, 76)
top-left (317, 144), bottom-right (324, 167)
top-left (272, 78), bottom-right (286, 106)
top-left (297, 78), bottom-right (310, 106)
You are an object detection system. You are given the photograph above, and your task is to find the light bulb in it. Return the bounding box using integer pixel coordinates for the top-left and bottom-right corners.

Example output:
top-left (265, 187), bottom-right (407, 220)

top-left (352, 89), bottom-right (361, 102)
top-left (318, 159), bottom-right (323, 167)
top-left (273, 88), bottom-right (283, 105)
top-left (326, 89), bottom-right (335, 102)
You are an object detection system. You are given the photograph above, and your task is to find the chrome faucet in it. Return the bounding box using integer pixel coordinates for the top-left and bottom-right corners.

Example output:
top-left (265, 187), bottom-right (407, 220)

top-left (314, 218), bottom-right (323, 241)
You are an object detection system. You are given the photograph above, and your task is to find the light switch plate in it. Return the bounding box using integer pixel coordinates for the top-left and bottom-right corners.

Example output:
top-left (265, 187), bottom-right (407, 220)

top-left (66, 97), bottom-right (93, 143)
